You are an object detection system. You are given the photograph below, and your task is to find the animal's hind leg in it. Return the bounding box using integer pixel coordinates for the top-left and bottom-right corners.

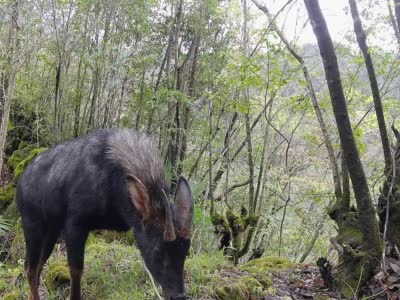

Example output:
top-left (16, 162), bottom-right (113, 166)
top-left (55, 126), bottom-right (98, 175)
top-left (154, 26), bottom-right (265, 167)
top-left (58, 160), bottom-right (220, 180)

top-left (36, 228), bottom-right (60, 285)
top-left (22, 220), bottom-right (44, 300)
top-left (65, 223), bottom-right (88, 300)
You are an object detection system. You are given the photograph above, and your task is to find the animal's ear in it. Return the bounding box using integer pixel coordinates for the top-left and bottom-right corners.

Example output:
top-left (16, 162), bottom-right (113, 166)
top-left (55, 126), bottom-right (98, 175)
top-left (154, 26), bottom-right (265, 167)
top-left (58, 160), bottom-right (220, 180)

top-left (127, 175), bottom-right (151, 221)
top-left (175, 176), bottom-right (194, 239)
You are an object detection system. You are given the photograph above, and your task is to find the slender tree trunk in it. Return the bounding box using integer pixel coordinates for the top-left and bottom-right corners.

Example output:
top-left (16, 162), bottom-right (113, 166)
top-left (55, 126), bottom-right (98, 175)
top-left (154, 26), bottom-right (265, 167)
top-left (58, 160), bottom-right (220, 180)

top-left (177, 36), bottom-right (200, 177)
top-left (305, 0), bottom-right (381, 295)
top-left (298, 213), bottom-right (327, 263)
top-left (54, 59), bottom-right (62, 142)
top-left (135, 69), bottom-right (146, 130)
top-left (0, 0), bottom-right (21, 175)
top-left (242, 0), bottom-right (255, 214)
top-left (387, 0), bottom-right (400, 43)
top-left (349, 0), bottom-right (391, 171)
top-left (394, 0), bottom-right (400, 31)
top-left (166, 0), bottom-right (183, 183)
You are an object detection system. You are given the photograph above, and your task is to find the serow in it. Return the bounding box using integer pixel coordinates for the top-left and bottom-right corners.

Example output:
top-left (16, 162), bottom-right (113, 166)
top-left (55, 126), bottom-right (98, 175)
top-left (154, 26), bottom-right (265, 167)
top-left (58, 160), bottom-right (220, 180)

top-left (17, 128), bottom-right (194, 300)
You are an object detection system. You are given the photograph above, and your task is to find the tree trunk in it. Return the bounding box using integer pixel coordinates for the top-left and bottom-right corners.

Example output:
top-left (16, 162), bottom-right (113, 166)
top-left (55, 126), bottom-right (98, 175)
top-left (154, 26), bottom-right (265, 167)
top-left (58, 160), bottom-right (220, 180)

top-left (304, 0), bottom-right (381, 296)
top-left (0, 0), bottom-right (21, 175)
top-left (349, 0), bottom-right (391, 172)
top-left (387, 0), bottom-right (400, 43)
top-left (394, 0), bottom-right (400, 32)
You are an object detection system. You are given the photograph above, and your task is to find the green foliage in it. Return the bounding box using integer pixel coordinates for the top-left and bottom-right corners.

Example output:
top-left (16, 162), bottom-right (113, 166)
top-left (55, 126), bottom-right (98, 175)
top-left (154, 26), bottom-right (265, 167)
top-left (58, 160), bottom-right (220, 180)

top-left (10, 219), bottom-right (25, 263)
top-left (3, 201), bottom-right (19, 221)
top-left (0, 263), bottom-right (26, 300)
top-left (0, 184), bottom-right (15, 213)
top-left (7, 144), bottom-right (35, 171)
top-left (13, 147), bottom-right (48, 180)
top-left (45, 262), bottom-right (70, 290)
top-left (95, 230), bottom-right (136, 245)
top-left (185, 251), bottom-right (228, 296)
top-left (0, 216), bottom-right (12, 236)
top-left (82, 240), bottom-right (153, 299)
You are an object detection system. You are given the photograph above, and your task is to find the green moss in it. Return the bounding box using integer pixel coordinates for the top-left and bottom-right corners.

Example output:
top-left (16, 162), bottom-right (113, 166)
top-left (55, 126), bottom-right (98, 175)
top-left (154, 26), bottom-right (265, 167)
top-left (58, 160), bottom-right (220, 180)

top-left (215, 275), bottom-right (264, 300)
top-left (17, 141), bottom-right (28, 150)
top-left (211, 213), bottom-right (230, 232)
top-left (186, 251), bottom-right (228, 296)
top-left (45, 261), bottom-right (70, 289)
top-left (7, 143), bottom-right (36, 170)
top-left (13, 147), bottom-right (48, 180)
top-left (0, 277), bottom-right (6, 292)
top-left (333, 214), bottom-right (380, 299)
top-left (2, 291), bottom-right (19, 300)
top-left (82, 240), bottom-right (153, 299)
top-left (226, 210), bottom-right (244, 232)
top-left (42, 240), bottom-right (153, 299)
top-left (0, 263), bottom-right (27, 299)
top-left (337, 217), bottom-right (363, 246)
top-left (0, 184), bottom-right (15, 213)
top-left (7, 150), bottom-right (27, 171)
top-left (241, 256), bottom-right (295, 274)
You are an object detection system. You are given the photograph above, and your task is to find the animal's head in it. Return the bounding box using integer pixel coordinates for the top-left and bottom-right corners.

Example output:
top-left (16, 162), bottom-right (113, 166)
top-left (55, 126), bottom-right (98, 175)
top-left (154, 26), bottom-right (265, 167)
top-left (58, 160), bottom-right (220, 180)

top-left (127, 175), bottom-right (194, 300)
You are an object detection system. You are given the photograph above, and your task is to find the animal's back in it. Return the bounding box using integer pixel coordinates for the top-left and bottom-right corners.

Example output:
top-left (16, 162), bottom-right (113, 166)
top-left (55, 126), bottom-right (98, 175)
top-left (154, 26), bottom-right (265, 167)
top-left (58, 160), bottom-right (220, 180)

top-left (17, 129), bottom-right (167, 230)
top-left (17, 130), bottom-right (110, 223)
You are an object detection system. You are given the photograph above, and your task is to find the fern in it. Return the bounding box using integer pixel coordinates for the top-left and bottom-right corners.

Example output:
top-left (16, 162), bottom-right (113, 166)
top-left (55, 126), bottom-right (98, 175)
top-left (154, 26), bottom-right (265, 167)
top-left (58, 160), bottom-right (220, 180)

top-left (0, 216), bottom-right (12, 236)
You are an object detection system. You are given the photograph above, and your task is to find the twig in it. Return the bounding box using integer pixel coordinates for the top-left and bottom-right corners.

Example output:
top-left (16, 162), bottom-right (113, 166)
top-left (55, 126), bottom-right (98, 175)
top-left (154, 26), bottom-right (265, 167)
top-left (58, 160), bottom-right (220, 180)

top-left (329, 237), bottom-right (344, 255)
top-left (144, 265), bottom-right (163, 300)
top-left (382, 144), bottom-right (396, 273)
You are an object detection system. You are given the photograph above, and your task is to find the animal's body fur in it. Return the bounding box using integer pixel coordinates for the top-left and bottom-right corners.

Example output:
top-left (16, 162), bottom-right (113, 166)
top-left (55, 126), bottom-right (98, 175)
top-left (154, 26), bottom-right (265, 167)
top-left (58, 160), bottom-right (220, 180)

top-left (17, 129), bottom-right (193, 300)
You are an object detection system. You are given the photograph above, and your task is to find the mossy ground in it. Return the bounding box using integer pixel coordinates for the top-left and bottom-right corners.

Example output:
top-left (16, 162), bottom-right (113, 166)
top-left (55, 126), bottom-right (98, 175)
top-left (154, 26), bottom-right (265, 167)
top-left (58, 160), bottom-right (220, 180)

top-left (1, 231), bottom-right (295, 299)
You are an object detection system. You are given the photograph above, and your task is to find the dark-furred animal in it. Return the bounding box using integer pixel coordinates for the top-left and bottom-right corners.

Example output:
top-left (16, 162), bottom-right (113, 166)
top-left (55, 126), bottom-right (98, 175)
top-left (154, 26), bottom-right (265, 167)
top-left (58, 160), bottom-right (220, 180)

top-left (17, 128), bottom-right (194, 300)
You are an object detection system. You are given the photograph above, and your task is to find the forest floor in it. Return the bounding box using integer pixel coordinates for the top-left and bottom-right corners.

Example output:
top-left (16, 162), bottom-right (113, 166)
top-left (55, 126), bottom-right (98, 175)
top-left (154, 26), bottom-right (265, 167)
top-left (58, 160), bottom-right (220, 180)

top-left (260, 264), bottom-right (337, 300)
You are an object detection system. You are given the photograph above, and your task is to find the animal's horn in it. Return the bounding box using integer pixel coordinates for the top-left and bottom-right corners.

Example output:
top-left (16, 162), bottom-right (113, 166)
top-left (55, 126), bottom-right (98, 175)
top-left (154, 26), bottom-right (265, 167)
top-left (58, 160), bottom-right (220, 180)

top-left (162, 189), bottom-right (176, 241)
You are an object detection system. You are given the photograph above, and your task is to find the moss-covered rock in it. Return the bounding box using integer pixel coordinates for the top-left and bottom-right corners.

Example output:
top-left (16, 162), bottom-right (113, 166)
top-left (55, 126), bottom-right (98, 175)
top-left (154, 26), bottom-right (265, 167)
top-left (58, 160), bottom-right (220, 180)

top-left (218, 275), bottom-right (263, 299)
top-left (45, 261), bottom-right (70, 289)
top-left (0, 183), bottom-right (15, 213)
top-left (241, 256), bottom-right (295, 273)
top-left (214, 275), bottom-right (265, 300)
top-left (13, 147), bottom-right (48, 180)
top-left (6, 143), bottom-right (36, 171)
